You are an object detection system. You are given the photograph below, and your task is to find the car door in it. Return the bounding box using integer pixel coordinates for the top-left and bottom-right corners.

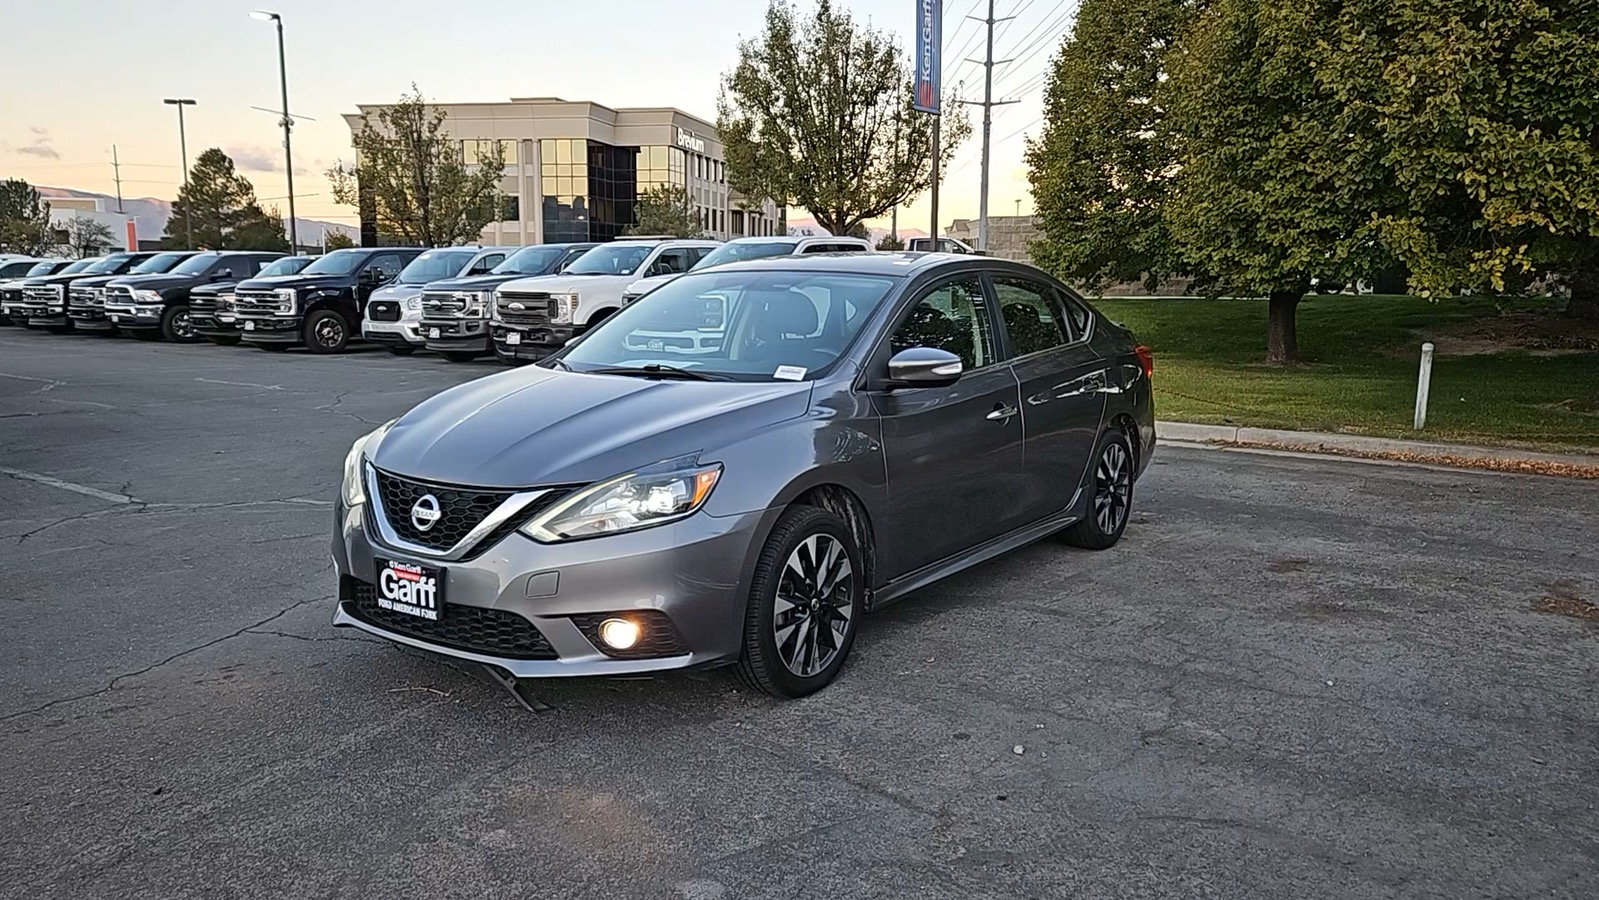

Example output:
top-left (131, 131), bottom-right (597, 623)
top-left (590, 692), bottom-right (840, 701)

top-left (357, 253), bottom-right (407, 308)
top-left (647, 248), bottom-right (693, 277)
top-left (468, 252), bottom-right (505, 275)
top-left (869, 272), bottom-right (1027, 577)
top-left (989, 273), bottom-right (1108, 520)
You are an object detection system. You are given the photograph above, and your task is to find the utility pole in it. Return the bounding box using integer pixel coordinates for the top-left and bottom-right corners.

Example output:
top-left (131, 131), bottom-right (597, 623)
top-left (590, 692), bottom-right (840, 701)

top-left (251, 11), bottom-right (297, 252)
top-left (1014, 198), bottom-right (1020, 217)
top-left (961, 0), bottom-right (1018, 252)
top-left (111, 145), bottom-right (124, 213)
top-left (163, 98), bottom-right (197, 249)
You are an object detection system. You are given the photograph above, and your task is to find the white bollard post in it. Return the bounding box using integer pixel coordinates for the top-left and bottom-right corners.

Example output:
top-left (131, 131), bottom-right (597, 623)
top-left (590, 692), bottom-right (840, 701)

top-left (1414, 342), bottom-right (1435, 430)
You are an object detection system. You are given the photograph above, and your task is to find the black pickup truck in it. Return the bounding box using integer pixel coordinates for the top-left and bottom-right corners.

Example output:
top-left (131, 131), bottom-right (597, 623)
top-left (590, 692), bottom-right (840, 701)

top-left (417, 242), bottom-right (595, 362)
top-left (1, 259), bottom-right (72, 326)
top-left (99, 251), bottom-right (284, 342)
top-left (232, 246), bottom-right (424, 353)
top-left (17, 252), bottom-right (167, 332)
top-left (64, 251), bottom-right (200, 333)
top-left (191, 255), bottom-right (315, 345)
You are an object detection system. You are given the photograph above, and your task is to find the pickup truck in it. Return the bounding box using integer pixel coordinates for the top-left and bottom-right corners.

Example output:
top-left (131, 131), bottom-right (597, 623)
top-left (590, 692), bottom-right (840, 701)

top-left (619, 235), bottom-right (873, 306)
top-left (415, 242), bottom-right (595, 362)
top-left (489, 238), bottom-right (720, 364)
top-left (191, 255), bottom-right (315, 345)
top-left (100, 251), bottom-right (284, 342)
top-left (17, 252), bottom-right (167, 333)
top-left (231, 246), bottom-right (425, 353)
top-left (1, 259), bottom-right (72, 326)
top-left (361, 246), bottom-right (512, 356)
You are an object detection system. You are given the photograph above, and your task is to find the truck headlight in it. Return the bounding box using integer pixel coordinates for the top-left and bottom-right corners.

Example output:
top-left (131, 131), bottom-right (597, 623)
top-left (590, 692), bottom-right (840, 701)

top-left (134, 289), bottom-right (162, 304)
top-left (551, 292), bottom-right (579, 325)
top-left (521, 458), bottom-right (721, 542)
top-left (458, 290), bottom-right (492, 317)
top-left (53, 285), bottom-right (66, 300)
top-left (490, 291), bottom-right (505, 322)
top-left (217, 293), bottom-right (235, 311)
top-left (340, 421), bottom-right (395, 507)
top-left (274, 287), bottom-right (297, 315)
top-left (406, 296), bottom-right (422, 311)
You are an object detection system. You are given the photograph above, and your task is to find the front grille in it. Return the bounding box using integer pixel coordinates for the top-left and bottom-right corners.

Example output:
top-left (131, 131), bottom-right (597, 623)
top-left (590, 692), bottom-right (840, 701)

top-left (371, 468), bottom-right (573, 557)
top-left (233, 289), bottom-right (282, 315)
top-left (367, 301), bottom-right (401, 322)
top-left (422, 292), bottom-right (467, 316)
top-left (69, 287), bottom-right (103, 308)
top-left (191, 294), bottom-right (219, 314)
top-left (22, 286), bottom-right (59, 308)
top-left (496, 291), bottom-right (552, 326)
top-left (345, 579), bottom-right (558, 660)
top-left (569, 611), bottom-right (689, 659)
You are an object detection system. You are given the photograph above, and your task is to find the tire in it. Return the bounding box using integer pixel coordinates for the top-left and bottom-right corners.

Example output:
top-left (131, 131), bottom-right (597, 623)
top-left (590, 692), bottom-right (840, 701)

top-left (303, 309), bottom-right (350, 354)
top-left (1060, 430), bottom-right (1136, 550)
top-left (735, 506), bottom-right (864, 698)
top-left (443, 350), bottom-right (480, 363)
top-left (161, 304), bottom-right (201, 343)
top-left (386, 345), bottom-right (417, 356)
top-left (207, 335), bottom-right (241, 347)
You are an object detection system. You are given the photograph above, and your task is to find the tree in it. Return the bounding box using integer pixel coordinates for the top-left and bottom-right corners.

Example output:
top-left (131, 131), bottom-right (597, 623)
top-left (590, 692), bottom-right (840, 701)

top-left (1025, 0), bottom-right (1189, 293)
top-left (1163, 0), bottom-right (1398, 363)
top-left (1326, 0), bottom-right (1599, 319)
top-left (322, 231), bottom-right (356, 250)
top-left (0, 179), bottom-right (54, 256)
top-left (625, 184), bottom-right (706, 238)
top-left (875, 233), bottom-right (905, 251)
top-left (64, 218), bottom-right (116, 258)
top-left (329, 85), bottom-right (506, 247)
top-left (718, 0), bottom-right (971, 237)
top-left (162, 149), bottom-right (288, 251)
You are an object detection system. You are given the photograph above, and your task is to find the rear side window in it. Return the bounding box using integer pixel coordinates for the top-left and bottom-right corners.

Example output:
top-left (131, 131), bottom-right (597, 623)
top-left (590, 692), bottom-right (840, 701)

top-left (991, 276), bottom-right (1070, 355)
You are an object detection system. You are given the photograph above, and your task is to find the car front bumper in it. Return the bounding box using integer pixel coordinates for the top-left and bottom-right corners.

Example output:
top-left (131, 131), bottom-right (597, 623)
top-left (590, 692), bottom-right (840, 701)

top-left (362, 318), bottom-right (424, 346)
top-left (238, 316), bottom-right (303, 344)
top-left (331, 498), bottom-right (766, 677)
top-left (422, 317), bottom-right (490, 352)
top-left (104, 304), bottom-right (162, 330)
top-left (490, 323), bottom-right (572, 362)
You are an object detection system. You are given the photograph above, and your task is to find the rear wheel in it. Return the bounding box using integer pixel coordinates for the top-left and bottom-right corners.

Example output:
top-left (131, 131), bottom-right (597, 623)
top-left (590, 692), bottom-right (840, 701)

top-left (161, 304), bottom-right (201, 343)
top-left (1060, 430), bottom-right (1135, 550)
top-left (304, 309), bottom-right (350, 354)
top-left (443, 350), bottom-right (480, 363)
top-left (735, 506), bottom-right (863, 698)
top-left (386, 345), bottom-right (417, 356)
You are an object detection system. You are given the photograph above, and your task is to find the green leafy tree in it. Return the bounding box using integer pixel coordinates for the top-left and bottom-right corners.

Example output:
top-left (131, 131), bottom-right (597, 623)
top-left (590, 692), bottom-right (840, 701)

top-left (875, 233), bottom-right (905, 251)
top-left (1026, 0), bottom-right (1189, 292)
top-left (65, 218), bottom-right (116, 258)
top-left (0, 179), bottom-right (54, 255)
top-left (329, 85), bottom-right (506, 247)
top-left (1328, 0), bottom-right (1599, 319)
top-left (625, 184), bottom-right (706, 238)
top-left (718, 0), bottom-right (972, 237)
top-left (162, 149), bottom-right (288, 251)
top-left (1164, 0), bottom-right (1397, 363)
top-left (322, 231), bottom-right (356, 250)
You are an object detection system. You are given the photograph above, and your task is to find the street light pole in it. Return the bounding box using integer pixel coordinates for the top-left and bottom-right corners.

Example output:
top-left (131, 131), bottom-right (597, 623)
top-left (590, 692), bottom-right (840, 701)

top-left (163, 98), bottom-right (197, 249)
top-left (251, 10), bottom-right (297, 252)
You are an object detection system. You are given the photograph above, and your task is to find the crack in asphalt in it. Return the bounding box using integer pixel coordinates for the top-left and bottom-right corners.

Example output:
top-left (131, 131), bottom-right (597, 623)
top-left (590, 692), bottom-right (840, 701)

top-left (316, 390), bottom-right (384, 426)
top-left (0, 596), bottom-right (328, 725)
top-left (245, 628), bottom-right (385, 646)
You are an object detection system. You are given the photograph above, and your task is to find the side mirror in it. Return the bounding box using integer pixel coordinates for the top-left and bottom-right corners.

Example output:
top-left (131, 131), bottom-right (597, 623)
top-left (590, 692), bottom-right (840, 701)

top-left (886, 347), bottom-right (963, 388)
top-left (564, 337), bottom-right (581, 347)
top-left (211, 271), bottom-right (233, 281)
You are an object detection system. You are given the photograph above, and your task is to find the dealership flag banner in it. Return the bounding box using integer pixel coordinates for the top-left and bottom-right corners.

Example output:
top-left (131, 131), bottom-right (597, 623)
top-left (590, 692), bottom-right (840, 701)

top-left (914, 0), bottom-right (942, 114)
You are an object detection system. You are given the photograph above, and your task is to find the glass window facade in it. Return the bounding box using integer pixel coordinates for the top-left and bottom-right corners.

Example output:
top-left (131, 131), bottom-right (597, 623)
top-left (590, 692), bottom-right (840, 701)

top-left (540, 138), bottom-right (638, 243)
top-left (636, 145), bottom-right (687, 192)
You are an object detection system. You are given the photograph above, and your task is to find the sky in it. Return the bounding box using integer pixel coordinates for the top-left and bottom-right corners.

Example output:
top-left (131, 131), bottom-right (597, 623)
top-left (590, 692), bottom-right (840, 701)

top-left (0, 0), bottom-right (1074, 235)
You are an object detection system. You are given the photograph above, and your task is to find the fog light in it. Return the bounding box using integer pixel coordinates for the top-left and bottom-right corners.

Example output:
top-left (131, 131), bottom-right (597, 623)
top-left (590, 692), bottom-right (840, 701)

top-left (598, 617), bottom-right (641, 650)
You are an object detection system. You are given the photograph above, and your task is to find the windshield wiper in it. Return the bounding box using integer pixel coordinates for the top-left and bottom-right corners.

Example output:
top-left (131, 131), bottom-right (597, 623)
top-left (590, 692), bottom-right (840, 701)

top-left (584, 364), bottom-right (731, 381)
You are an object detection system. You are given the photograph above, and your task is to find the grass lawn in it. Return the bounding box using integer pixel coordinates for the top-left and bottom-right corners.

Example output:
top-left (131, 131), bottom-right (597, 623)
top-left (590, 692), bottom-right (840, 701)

top-left (1090, 294), bottom-right (1599, 453)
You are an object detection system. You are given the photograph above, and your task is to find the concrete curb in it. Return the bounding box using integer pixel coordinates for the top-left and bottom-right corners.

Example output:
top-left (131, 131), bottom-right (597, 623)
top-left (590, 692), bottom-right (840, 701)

top-left (1155, 420), bottom-right (1599, 467)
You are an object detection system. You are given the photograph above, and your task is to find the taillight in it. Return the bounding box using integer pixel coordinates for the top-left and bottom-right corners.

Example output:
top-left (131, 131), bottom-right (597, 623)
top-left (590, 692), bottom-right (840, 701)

top-left (1134, 344), bottom-right (1154, 377)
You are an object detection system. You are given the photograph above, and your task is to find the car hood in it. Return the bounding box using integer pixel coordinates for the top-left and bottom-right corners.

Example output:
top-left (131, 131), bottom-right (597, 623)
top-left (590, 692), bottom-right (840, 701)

top-left (499, 273), bottom-right (630, 295)
top-left (372, 366), bottom-right (813, 488)
top-left (370, 284), bottom-right (421, 302)
top-left (106, 273), bottom-right (195, 291)
top-left (423, 273), bottom-right (528, 294)
top-left (69, 275), bottom-right (127, 289)
top-left (624, 273), bottom-right (684, 296)
top-left (26, 272), bottom-right (93, 286)
top-left (235, 274), bottom-right (352, 292)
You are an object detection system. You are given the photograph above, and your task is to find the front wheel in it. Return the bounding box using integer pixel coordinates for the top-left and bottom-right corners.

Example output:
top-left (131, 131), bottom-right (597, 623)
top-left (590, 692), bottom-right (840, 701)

top-left (303, 310), bottom-right (350, 354)
top-left (161, 304), bottom-right (201, 343)
top-left (1060, 430), bottom-right (1135, 550)
top-left (735, 506), bottom-right (864, 698)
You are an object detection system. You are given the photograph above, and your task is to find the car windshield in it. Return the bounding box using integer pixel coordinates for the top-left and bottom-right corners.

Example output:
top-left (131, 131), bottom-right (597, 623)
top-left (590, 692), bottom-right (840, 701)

top-left (565, 244), bottom-right (654, 276)
top-left (59, 259), bottom-right (95, 274)
top-left (693, 241), bottom-right (799, 270)
top-left (398, 250), bottom-right (477, 284)
top-left (299, 249), bottom-right (366, 276)
top-left (170, 253), bottom-right (223, 276)
top-left (561, 270), bottom-right (897, 382)
top-left (25, 262), bottom-right (60, 276)
top-left (130, 252), bottom-right (191, 275)
top-left (259, 257), bottom-right (310, 277)
top-left (83, 255), bottom-right (133, 275)
top-left (493, 245), bottom-right (566, 275)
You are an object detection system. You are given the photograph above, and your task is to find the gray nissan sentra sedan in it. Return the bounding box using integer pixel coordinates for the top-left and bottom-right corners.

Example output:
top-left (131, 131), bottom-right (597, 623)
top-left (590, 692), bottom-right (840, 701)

top-left (331, 253), bottom-right (1155, 697)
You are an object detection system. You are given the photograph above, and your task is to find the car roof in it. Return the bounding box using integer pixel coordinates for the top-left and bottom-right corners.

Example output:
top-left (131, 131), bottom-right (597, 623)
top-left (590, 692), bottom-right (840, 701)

top-left (698, 251), bottom-right (1017, 278)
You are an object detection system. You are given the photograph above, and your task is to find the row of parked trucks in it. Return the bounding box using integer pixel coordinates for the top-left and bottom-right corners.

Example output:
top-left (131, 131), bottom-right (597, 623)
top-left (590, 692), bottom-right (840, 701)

top-left (0, 234), bottom-right (877, 363)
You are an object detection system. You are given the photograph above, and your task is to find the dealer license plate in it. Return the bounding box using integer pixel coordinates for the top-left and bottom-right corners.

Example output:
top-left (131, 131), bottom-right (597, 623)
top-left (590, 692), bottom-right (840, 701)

top-left (244, 320), bottom-right (256, 331)
top-left (428, 328), bottom-right (441, 339)
top-left (374, 558), bottom-right (445, 620)
top-left (505, 332), bottom-right (522, 346)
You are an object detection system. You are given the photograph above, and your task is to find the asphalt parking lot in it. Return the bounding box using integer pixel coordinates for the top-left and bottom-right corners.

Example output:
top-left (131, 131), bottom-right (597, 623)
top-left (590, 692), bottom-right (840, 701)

top-left (2, 327), bottom-right (1597, 899)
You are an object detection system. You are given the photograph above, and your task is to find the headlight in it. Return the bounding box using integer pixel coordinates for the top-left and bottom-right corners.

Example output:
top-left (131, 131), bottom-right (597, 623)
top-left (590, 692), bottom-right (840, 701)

top-left (551, 292), bottom-right (579, 325)
top-left (521, 459), bottom-right (722, 542)
top-left (53, 285), bottom-right (66, 300)
top-left (340, 421), bottom-right (395, 507)
top-left (458, 290), bottom-right (492, 317)
top-left (406, 296), bottom-right (422, 311)
top-left (274, 287), bottom-right (297, 314)
top-left (217, 293), bottom-right (235, 311)
top-left (491, 291), bottom-right (505, 323)
top-left (134, 289), bottom-right (162, 303)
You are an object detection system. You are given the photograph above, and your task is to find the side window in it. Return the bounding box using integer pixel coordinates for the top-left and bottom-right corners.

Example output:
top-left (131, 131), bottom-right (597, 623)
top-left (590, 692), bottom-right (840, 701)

top-left (889, 276), bottom-right (997, 372)
top-left (991, 276), bottom-right (1070, 356)
top-left (801, 243), bottom-right (834, 254)
top-left (560, 247), bottom-right (588, 271)
top-left (1059, 289), bottom-right (1092, 338)
top-left (211, 260), bottom-right (238, 279)
top-left (651, 249), bottom-right (691, 275)
top-left (470, 254), bottom-right (504, 275)
top-left (367, 254), bottom-right (405, 281)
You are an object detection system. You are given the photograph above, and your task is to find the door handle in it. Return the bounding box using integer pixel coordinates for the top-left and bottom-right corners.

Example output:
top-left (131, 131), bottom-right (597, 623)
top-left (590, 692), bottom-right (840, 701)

top-left (986, 403), bottom-right (1019, 422)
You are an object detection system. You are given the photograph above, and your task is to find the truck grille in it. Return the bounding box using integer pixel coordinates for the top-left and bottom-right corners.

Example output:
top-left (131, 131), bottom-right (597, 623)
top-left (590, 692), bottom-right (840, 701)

top-left (69, 286), bottom-right (103, 308)
top-left (495, 291), bottom-right (552, 326)
top-left (233, 289), bottom-right (283, 315)
top-left (190, 294), bottom-right (218, 314)
top-left (367, 301), bottom-right (401, 322)
top-left (344, 580), bottom-right (559, 660)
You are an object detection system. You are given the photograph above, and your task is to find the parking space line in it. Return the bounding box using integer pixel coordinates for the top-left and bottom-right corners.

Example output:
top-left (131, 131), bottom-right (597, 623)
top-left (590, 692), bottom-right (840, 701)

top-left (195, 377), bottom-right (286, 391)
top-left (0, 467), bottom-right (142, 505)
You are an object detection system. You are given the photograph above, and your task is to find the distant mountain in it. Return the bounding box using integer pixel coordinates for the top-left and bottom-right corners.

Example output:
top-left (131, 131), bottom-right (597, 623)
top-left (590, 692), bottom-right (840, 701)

top-left (36, 186), bottom-right (356, 247)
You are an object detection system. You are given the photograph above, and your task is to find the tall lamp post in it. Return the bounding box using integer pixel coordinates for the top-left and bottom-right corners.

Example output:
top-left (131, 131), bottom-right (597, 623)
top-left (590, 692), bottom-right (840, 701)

top-left (250, 10), bottom-right (297, 252)
top-left (163, 98), bottom-right (197, 248)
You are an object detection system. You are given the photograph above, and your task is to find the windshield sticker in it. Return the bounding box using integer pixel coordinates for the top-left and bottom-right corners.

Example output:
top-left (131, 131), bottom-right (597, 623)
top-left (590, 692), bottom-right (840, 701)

top-left (773, 365), bottom-right (807, 381)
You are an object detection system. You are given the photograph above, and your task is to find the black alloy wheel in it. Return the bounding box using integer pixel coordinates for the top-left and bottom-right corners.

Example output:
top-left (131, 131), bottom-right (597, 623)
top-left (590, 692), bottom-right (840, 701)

top-left (162, 305), bottom-right (201, 343)
top-left (304, 310), bottom-right (350, 354)
top-left (1060, 430), bottom-right (1135, 550)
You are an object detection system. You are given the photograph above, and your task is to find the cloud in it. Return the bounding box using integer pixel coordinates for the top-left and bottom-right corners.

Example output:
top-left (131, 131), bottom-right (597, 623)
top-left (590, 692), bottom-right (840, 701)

top-left (30, 126), bottom-right (49, 136)
top-left (16, 144), bottom-right (61, 159)
top-left (226, 145), bottom-right (309, 176)
top-left (4, 127), bottom-right (59, 159)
